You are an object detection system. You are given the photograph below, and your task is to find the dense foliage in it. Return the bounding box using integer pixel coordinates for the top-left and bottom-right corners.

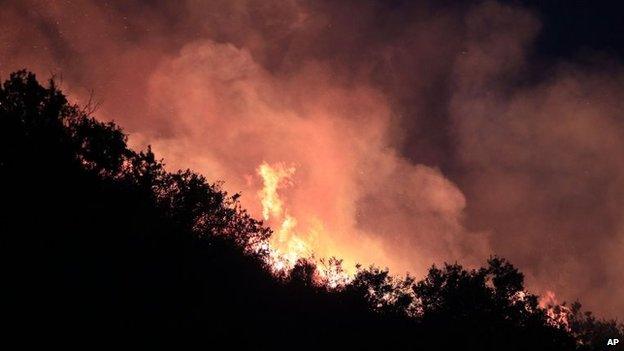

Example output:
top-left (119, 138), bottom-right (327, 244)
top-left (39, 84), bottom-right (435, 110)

top-left (1, 71), bottom-right (622, 350)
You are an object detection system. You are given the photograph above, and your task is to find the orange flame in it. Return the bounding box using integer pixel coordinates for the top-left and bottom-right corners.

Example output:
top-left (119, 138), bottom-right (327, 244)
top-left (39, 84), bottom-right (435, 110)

top-left (257, 162), bottom-right (310, 266)
top-left (256, 161), bottom-right (350, 286)
top-left (257, 162), bottom-right (295, 221)
top-left (539, 290), bottom-right (570, 329)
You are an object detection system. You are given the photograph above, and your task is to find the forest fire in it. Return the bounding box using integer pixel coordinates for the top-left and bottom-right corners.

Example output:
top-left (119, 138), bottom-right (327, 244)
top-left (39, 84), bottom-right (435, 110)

top-left (540, 290), bottom-right (571, 329)
top-left (257, 161), bottom-right (350, 285)
top-left (257, 162), bottom-right (309, 268)
top-left (257, 162), bottom-right (295, 222)
top-left (3, 0), bottom-right (624, 347)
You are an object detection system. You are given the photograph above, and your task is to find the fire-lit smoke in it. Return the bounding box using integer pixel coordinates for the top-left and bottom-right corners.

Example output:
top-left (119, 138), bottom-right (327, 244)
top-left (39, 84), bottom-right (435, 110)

top-left (1, 0), bottom-right (623, 317)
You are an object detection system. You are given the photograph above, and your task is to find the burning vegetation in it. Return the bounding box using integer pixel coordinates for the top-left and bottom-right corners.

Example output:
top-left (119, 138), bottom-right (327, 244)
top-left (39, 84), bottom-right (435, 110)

top-left (2, 71), bottom-right (623, 349)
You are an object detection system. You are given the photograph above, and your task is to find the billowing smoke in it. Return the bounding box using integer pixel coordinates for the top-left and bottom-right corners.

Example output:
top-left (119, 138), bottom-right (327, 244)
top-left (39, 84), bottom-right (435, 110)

top-left (1, 0), bottom-right (622, 317)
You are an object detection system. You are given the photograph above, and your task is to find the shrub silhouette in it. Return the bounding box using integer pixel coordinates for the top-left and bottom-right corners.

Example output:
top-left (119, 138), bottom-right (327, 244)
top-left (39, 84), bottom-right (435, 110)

top-left (1, 70), bottom-right (622, 350)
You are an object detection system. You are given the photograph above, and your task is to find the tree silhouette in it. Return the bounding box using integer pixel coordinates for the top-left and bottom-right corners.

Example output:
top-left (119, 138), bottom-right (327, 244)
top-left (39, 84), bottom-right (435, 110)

top-left (413, 258), bottom-right (575, 350)
top-left (1, 70), bottom-right (622, 350)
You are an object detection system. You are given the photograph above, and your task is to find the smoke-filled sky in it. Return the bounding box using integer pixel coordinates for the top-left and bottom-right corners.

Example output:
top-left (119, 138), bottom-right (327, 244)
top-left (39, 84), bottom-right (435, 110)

top-left (2, 0), bottom-right (624, 318)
